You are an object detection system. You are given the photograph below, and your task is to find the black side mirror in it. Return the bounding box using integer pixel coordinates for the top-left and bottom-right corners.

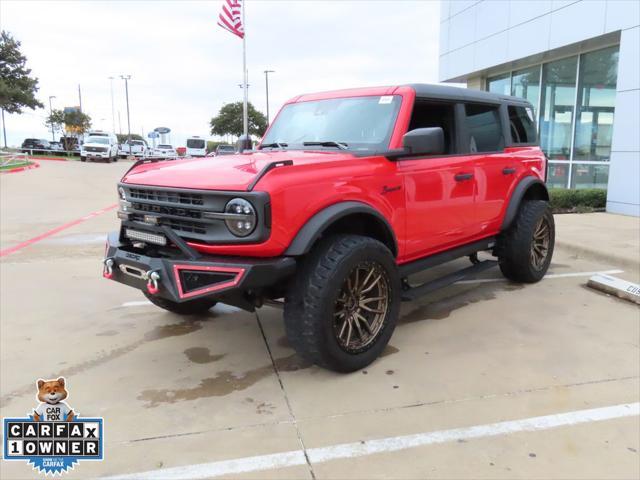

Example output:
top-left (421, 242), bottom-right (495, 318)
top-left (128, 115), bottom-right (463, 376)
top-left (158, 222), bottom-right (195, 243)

top-left (236, 135), bottom-right (252, 153)
top-left (402, 127), bottom-right (445, 156)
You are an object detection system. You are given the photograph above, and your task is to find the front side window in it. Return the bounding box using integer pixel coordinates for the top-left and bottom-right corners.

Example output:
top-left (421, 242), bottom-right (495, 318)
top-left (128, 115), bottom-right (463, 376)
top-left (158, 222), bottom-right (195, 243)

top-left (508, 105), bottom-right (537, 144)
top-left (261, 95), bottom-right (402, 152)
top-left (464, 104), bottom-right (503, 153)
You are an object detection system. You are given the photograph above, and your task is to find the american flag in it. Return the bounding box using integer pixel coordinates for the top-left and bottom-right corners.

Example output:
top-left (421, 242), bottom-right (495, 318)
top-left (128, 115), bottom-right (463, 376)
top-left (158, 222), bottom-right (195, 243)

top-left (217, 0), bottom-right (244, 39)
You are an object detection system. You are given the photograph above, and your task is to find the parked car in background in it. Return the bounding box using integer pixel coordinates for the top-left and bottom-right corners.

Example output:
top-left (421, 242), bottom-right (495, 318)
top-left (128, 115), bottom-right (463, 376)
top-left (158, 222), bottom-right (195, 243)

top-left (186, 136), bottom-right (207, 157)
top-left (81, 133), bottom-right (119, 162)
top-left (215, 144), bottom-right (236, 156)
top-left (49, 141), bottom-right (64, 152)
top-left (152, 144), bottom-right (177, 158)
top-left (118, 140), bottom-right (148, 158)
top-left (21, 138), bottom-right (50, 153)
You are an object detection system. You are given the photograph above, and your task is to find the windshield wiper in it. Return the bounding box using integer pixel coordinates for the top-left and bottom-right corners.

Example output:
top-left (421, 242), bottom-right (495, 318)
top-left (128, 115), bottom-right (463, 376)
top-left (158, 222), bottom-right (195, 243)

top-left (303, 141), bottom-right (349, 150)
top-left (259, 142), bottom-right (288, 150)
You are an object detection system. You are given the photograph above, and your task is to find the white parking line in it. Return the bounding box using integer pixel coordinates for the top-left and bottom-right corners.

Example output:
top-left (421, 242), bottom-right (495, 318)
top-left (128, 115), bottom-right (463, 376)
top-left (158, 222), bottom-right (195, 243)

top-left (119, 269), bottom-right (624, 309)
top-left (105, 402), bottom-right (639, 480)
top-left (457, 269), bottom-right (624, 285)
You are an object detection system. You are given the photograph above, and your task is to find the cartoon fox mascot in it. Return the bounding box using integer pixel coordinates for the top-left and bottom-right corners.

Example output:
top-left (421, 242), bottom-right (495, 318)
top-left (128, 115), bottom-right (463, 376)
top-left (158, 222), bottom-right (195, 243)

top-left (33, 377), bottom-right (75, 422)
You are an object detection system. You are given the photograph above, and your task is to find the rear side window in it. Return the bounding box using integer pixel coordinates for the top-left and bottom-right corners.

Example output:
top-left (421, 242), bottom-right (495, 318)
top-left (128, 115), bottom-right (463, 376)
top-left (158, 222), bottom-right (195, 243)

top-left (464, 104), bottom-right (503, 153)
top-left (508, 105), bottom-right (537, 144)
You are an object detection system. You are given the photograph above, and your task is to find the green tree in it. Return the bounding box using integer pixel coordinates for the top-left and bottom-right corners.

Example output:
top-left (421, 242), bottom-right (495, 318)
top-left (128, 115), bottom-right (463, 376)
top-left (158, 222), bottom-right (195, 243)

top-left (210, 102), bottom-right (267, 138)
top-left (45, 109), bottom-right (92, 150)
top-left (116, 133), bottom-right (144, 144)
top-left (0, 31), bottom-right (44, 113)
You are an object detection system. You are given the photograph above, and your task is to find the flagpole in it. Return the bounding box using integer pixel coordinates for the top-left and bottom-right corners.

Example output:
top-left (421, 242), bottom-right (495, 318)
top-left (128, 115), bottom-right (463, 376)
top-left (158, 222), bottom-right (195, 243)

top-left (242, 0), bottom-right (248, 141)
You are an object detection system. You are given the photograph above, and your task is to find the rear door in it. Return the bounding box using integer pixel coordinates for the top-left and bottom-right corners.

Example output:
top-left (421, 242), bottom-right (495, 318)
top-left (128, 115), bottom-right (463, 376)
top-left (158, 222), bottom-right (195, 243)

top-left (461, 103), bottom-right (513, 236)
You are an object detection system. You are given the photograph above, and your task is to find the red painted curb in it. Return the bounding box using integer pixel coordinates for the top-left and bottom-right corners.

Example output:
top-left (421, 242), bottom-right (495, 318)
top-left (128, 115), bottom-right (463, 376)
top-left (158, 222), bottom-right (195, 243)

top-left (0, 204), bottom-right (118, 257)
top-left (1, 161), bottom-right (40, 174)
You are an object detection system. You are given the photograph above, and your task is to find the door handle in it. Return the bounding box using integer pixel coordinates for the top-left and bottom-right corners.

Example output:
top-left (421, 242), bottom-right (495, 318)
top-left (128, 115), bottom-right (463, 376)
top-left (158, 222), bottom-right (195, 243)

top-left (454, 173), bottom-right (474, 181)
top-left (502, 167), bottom-right (516, 175)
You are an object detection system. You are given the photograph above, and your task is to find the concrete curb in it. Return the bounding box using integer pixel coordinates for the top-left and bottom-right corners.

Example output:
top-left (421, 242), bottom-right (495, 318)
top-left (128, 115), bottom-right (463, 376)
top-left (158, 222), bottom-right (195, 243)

top-left (555, 239), bottom-right (640, 272)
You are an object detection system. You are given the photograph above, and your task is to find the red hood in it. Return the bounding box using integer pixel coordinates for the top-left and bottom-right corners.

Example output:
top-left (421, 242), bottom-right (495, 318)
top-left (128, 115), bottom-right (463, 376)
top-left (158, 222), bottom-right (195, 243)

top-left (122, 150), bottom-right (354, 191)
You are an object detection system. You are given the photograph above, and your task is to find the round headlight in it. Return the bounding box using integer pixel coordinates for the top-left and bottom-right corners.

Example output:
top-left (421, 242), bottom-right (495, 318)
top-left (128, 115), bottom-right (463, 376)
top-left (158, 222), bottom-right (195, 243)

top-left (118, 186), bottom-right (126, 200)
top-left (225, 198), bottom-right (256, 237)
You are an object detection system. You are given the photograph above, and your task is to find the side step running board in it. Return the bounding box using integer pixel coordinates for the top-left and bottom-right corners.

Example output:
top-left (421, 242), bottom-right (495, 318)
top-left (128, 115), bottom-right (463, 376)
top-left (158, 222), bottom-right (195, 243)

top-left (401, 260), bottom-right (498, 302)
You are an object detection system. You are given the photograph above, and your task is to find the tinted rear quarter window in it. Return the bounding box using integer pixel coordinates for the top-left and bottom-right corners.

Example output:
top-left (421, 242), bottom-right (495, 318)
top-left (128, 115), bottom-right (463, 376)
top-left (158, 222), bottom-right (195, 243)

top-left (508, 105), bottom-right (537, 144)
top-left (464, 104), bottom-right (503, 153)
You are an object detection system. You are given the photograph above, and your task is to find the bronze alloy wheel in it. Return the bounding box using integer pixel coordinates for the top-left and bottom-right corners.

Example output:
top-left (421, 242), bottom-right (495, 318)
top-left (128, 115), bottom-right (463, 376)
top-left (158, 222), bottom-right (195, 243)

top-left (530, 215), bottom-right (551, 270)
top-left (333, 261), bottom-right (390, 352)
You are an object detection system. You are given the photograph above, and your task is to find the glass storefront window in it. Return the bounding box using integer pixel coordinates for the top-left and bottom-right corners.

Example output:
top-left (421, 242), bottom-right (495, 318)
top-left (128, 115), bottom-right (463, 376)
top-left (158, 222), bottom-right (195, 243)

top-left (511, 66), bottom-right (541, 113)
top-left (547, 162), bottom-right (570, 189)
top-left (487, 73), bottom-right (510, 96)
top-left (483, 45), bottom-right (620, 191)
top-left (573, 46), bottom-right (619, 161)
top-left (539, 56), bottom-right (578, 160)
top-left (571, 163), bottom-right (609, 189)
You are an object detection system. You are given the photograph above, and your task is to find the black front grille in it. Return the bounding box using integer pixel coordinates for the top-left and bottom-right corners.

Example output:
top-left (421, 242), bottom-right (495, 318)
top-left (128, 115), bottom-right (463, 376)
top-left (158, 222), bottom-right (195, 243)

top-left (85, 146), bottom-right (107, 152)
top-left (129, 188), bottom-right (204, 206)
top-left (132, 202), bottom-right (202, 219)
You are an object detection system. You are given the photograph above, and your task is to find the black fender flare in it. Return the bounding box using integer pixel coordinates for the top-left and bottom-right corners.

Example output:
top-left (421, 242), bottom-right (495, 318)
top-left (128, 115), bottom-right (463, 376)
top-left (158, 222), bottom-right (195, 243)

top-left (501, 176), bottom-right (549, 231)
top-left (285, 201), bottom-right (398, 256)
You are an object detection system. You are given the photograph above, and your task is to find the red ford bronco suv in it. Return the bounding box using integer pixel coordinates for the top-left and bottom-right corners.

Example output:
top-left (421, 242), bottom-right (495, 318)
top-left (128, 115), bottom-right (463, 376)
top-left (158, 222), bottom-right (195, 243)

top-left (104, 84), bottom-right (554, 372)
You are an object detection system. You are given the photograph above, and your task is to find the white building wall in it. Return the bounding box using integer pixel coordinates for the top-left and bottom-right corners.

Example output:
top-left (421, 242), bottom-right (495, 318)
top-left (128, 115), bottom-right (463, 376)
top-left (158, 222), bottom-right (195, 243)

top-left (439, 0), bottom-right (640, 216)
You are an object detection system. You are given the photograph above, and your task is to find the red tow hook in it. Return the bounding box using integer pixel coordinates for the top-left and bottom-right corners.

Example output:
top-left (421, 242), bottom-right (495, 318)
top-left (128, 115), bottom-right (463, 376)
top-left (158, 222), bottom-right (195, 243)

top-left (146, 270), bottom-right (161, 295)
top-left (103, 258), bottom-right (114, 279)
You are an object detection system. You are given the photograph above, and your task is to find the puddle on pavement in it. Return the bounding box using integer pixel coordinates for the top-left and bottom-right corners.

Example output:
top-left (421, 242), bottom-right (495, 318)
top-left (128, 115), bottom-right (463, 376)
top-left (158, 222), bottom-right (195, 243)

top-left (138, 353), bottom-right (311, 408)
top-left (1, 321), bottom-right (203, 408)
top-left (400, 282), bottom-right (524, 324)
top-left (380, 345), bottom-right (399, 357)
top-left (143, 322), bottom-right (202, 341)
top-left (96, 330), bottom-right (119, 337)
top-left (184, 347), bottom-right (225, 364)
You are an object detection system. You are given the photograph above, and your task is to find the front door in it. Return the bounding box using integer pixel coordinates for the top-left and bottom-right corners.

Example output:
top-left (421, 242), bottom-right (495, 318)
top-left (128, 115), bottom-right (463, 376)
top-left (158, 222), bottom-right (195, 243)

top-left (399, 154), bottom-right (477, 262)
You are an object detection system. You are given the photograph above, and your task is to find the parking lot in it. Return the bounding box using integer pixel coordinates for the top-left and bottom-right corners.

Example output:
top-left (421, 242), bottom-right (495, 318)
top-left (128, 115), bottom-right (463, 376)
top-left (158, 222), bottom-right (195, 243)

top-left (1, 160), bottom-right (638, 479)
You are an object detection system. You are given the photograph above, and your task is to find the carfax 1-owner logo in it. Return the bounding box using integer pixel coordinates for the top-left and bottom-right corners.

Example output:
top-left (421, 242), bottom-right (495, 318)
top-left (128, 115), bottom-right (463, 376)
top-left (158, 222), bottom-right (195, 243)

top-left (3, 377), bottom-right (104, 476)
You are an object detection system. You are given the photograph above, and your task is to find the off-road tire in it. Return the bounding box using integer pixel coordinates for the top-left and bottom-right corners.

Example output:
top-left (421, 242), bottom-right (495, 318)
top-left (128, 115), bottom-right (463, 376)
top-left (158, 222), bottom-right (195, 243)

top-left (284, 234), bottom-right (401, 372)
top-left (143, 292), bottom-right (217, 315)
top-left (80, 157), bottom-right (86, 162)
top-left (498, 200), bottom-right (555, 283)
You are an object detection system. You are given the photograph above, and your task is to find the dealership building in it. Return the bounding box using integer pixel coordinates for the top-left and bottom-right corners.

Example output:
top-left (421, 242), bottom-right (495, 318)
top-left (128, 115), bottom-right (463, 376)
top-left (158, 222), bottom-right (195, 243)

top-left (439, 0), bottom-right (639, 216)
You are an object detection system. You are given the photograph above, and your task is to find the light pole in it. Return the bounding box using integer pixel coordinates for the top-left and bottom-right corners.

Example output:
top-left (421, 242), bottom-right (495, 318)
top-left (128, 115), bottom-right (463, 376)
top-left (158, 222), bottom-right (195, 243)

top-left (264, 70), bottom-right (275, 126)
top-left (120, 75), bottom-right (132, 156)
top-left (108, 76), bottom-right (116, 134)
top-left (48, 95), bottom-right (56, 141)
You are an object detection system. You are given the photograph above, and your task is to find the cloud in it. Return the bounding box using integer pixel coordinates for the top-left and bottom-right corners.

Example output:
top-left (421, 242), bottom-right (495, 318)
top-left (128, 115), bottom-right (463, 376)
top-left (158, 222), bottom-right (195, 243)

top-left (0, 0), bottom-right (440, 147)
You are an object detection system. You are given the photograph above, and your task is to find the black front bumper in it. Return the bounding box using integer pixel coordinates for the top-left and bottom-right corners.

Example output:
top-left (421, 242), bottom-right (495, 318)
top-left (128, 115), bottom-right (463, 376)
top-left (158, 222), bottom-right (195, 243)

top-left (103, 232), bottom-right (296, 311)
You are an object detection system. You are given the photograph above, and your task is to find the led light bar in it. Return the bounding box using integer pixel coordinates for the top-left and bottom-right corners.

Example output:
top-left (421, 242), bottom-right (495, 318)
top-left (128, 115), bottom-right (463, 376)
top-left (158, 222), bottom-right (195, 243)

top-left (125, 228), bottom-right (167, 246)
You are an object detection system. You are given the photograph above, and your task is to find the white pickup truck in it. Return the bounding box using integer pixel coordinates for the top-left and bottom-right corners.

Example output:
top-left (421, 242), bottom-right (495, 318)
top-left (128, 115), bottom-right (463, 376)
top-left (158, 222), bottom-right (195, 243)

top-left (118, 140), bottom-right (148, 158)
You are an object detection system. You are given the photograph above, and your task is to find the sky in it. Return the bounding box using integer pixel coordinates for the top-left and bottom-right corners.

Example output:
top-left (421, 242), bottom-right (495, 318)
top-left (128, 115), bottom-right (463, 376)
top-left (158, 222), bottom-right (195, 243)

top-left (0, 0), bottom-right (442, 148)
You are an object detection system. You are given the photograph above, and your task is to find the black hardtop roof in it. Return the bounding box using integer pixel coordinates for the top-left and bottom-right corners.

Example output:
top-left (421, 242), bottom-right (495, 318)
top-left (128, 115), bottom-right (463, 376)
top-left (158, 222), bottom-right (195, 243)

top-left (407, 83), bottom-right (532, 107)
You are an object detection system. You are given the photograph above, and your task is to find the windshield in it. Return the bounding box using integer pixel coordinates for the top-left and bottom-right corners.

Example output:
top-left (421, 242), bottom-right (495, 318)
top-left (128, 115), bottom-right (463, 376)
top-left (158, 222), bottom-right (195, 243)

top-left (86, 137), bottom-right (109, 144)
top-left (187, 139), bottom-right (205, 148)
top-left (261, 95), bottom-right (402, 152)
